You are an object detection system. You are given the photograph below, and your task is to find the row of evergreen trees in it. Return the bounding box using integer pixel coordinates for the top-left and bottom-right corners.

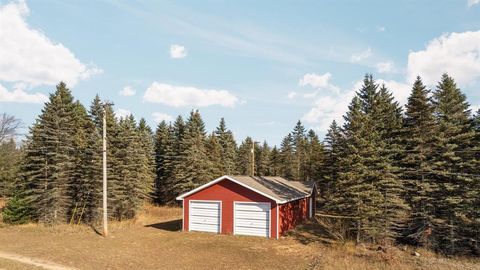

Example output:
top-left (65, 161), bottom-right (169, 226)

top-left (153, 114), bottom-right (325, 204)
top-left (1, 74), bottom-right (478, 255)
top-left (3, 83), bottom-right (154, 224)
top-left (322, 74), bottom-right (479, 255)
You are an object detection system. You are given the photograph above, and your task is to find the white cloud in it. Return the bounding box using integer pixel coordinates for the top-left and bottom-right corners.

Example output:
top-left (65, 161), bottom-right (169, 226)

top-left (0, 1), bottom-right (102, 87)
top-left (287, 91), bottom-right (298, 99)
top-left (351, 48), bottom-right (372, 63)
top-left (298, 72), bottom-right (340, 95)
top-left (0, 83), bottom-right (48, 104)
top-left (170, 44), bottom-right (187, 59)
top-left (407, 31), bottom-right (480, 86)
top-left (114, 108), bottom-right (131, 120)
top-left (302, 89), bottom-right (356, 132)
top-left (299, 73), bottom-right (332, 89)
top-left (468, 0), bottom-right (480, 7)
top-left (143, 82), bottom-right (239, 108)
top-left (152, 112), bottom-right (173, 123)
top-left (119, 86), bottom-right (136, 96)
top-left (376, 26), bottom-right (386, 32)
top-left (376, 61), bottom-right (395, 73)
top-left (376, 79), bottom-right (411, 105)
top-left (302, 78), bottom-right (411, 133)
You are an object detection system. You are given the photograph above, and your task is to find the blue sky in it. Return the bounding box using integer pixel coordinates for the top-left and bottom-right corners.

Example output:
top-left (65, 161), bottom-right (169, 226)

top-left (1, 0), bottom-right (480, 145)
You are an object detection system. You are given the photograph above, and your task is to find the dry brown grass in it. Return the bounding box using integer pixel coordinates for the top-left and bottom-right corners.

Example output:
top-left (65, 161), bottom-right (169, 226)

top-left (0, 204), bottom-right (478, 270)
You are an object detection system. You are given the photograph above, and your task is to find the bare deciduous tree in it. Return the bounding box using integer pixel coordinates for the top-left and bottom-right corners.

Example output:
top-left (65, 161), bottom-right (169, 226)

top-left (0, 113), bottom-right (22, 143)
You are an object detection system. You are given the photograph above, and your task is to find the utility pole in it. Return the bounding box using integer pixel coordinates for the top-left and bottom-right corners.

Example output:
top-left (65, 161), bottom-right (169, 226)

top-left (251, 140), bottom-right (258, 176)
top-left (102, 105), bottom-right (108, 237)
top-left (251, 141), bottom-right (255, 176)
top-left (101, 101), bottom-right (113, 237)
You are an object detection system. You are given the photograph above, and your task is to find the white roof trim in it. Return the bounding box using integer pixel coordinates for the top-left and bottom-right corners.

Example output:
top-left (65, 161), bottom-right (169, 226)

top-left (176, 175), bottom-right (283, 203)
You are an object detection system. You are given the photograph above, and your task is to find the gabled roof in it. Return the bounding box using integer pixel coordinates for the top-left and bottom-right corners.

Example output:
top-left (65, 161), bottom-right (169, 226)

top-left (176, 175), bottom-right (315, 204)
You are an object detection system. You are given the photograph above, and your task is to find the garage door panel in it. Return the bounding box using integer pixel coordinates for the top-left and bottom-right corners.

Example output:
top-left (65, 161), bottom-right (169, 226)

top-left (236, 203), bottom-right (270, 212)
top-left (190, 209), bottom-right (219, 217)
top-left (235, 212), bottom-right (270, 220)
top-left (234, 202), bottom-right (270, 238)
top-left (235, 226), bottom-right (269, 237)
top-left (235, 220), bottom-right (270, 229)
top-left (189, 201), bottom-right (220, 233)
top-left (190, 202), bottom-right (220, 210)
top-left (190, 216), bottom-right (220, 225)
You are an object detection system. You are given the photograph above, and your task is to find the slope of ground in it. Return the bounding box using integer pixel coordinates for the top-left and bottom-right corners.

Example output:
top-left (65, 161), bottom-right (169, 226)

top-left (0, 203), bottom-right (478, 270)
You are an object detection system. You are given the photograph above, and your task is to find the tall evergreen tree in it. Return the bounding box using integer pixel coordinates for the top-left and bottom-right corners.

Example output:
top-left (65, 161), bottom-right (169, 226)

top-left (24, 82), bottom-right (78, 223)
top-left (172, 111), bottom-right (210, 196)
top-left (256, 141), bottom-right (271, 176)
top-left (269, 146), bottom-right (281, 176)
top-left (292, 121), bottom-right (307, 181)
top-left (206, 132), bottom-right (223, 178)
top-left (154, 121), bottom-right (172, 204)
top-left (431, 73), bottom-right (476, 254)
top-left (401, 76), bottom-right (438, 246)
top-left (236, 137), bottom-right (254, 176)
top-left (323, 120), bottom-right (342, 201)
top-left (214, 118), bottom-right (238, 175)
top-left (279, 134), bottom-right (296, 179)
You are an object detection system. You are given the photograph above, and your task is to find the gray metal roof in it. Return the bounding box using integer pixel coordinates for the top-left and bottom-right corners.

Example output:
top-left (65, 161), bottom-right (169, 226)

top-left (227, 175), bottom-right (315, 203)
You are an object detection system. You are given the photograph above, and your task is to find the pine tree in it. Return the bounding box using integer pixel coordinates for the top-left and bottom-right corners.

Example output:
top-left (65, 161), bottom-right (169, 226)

top-left (292, 121), bottom-right (307, 181)
top-left (236, 137), bottom-right (254, 175)
top-left (0, 138), bottom-right (21, 197)
top-left (69, 101), bottom-right (99, 223)
top-left (305, 129), bottom-right (325, 182)
top-left (172, 111), bottom-right (210, 197)
top-left (331, 96), bottom-right (384, 243)
top-left (269, 146), bottom-right (281, 176)
top-left (15, 82), bottom-right (84, 223)
top-left (372, 84), bottom-right (409, 244)
top-left (323, 120), bottom-right (342, 201)
top-left (256, 141), bottom-right (271, 176)
top-left (206, 132), bottom-right (223, 178)
top-left (214, 118), bottom-right (238, 175)
top-left (137, 118), bottom-right (155, 203)
top-left (154, 121), bottom-right (172, 204)
top-left (279, 134), bottom-right (296, 179)
top-left (431, 74), bottom-right (476, 254)
top-left (401, 76), bottom-right (438, 246)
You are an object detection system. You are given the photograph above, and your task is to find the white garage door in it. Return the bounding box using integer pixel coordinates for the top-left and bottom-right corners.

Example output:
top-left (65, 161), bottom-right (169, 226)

top-left (189, 201), bottom-right (221, 233)
top-left (234, 202), bottom-right (270, 238)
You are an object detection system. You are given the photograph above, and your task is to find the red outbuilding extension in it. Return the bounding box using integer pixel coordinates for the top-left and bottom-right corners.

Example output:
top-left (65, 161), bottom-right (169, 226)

top-left (176, 175), bottom-right (316, 239)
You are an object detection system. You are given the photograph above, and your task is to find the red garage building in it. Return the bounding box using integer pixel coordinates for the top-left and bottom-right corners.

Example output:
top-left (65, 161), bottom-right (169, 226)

top-left (176, 175), bottom-right (316, 239)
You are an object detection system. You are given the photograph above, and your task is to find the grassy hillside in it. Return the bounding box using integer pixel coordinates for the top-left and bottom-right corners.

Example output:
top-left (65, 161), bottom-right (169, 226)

top-left (0, 202), bottom-right (478, 270)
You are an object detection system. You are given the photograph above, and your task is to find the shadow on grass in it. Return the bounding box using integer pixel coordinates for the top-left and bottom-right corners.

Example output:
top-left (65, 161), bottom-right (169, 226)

top-left (287, 217), bottom-right (338, 245)
top-left (145, 219), bottom-right (182, 232)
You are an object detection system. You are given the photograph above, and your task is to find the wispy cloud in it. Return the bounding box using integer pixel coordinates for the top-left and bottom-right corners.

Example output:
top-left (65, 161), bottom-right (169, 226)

top-left (119, 86), bottom-right (136, 96)
top-left (468, 0), bottom-right (480, 7)
top-left (351, 48), bottom-right (372, 63)
top-left (143, 82), bottom-right (239, 108)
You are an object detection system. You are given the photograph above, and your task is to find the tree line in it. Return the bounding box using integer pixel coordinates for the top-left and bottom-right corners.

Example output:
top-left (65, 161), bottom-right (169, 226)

top-left (321, 74), bottom-right (479, 255)
top-left (0, 73), bottom-right (479, 256)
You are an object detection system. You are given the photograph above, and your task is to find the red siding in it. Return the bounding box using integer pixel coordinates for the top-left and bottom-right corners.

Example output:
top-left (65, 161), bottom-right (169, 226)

top-left (279, 187), bottom-right (316, 236)
top-left (183, 179), bottom-right (279, 238)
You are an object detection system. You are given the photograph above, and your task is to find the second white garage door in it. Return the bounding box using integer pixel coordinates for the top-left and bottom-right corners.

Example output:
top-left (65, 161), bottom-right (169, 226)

top-left (234, 202), bottom-right (270, 238)
top-left (189, 201), bottom-right (221, 233)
